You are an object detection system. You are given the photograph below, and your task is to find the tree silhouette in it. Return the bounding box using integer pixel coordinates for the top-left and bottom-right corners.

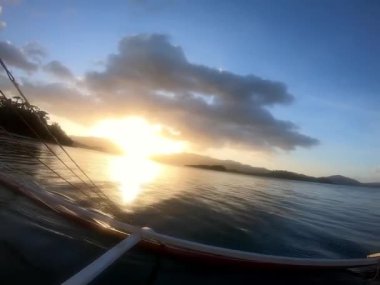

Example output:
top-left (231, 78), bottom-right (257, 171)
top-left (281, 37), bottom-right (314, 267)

top-left (0, 96), bottom-right (73, 145)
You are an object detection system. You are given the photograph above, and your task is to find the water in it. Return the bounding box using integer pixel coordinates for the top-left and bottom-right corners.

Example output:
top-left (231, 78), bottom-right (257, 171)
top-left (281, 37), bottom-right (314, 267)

top-left (0, 135), bottom-right (379, 284)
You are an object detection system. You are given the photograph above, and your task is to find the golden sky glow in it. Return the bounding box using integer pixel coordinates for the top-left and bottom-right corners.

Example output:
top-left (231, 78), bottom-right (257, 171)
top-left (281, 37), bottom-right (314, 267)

top-left (2, 1), bottom-right (379, 183)
top-left (89, 117), bottom-right (187, 158)
top-left (88, 116), bottom-right (184, 204)
top-left (60, 116), bottom-right (187, 203)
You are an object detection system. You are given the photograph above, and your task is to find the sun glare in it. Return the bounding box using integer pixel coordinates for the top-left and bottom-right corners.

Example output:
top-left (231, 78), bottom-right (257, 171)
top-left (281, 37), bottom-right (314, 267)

top-left (108, 155), bottom-right (160, 203)
top-left (90, 117), bottom-right (186, 203)
top-left (90, 117), bottom-right (186, 158)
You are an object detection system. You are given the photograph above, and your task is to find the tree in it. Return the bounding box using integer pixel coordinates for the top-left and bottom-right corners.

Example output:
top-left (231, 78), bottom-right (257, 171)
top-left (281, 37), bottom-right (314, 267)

top-left (0, 97), bottom-right (73, 146)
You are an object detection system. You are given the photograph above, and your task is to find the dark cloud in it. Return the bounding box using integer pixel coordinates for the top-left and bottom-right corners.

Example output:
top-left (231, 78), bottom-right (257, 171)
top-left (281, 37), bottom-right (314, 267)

top-left (15, 80), bottom-right (102, 126)
top-left (85, 34), bottom-right (318, 151)
top-left (3, 34), bottom-right (318, 152)
top-left (22, 42), bottom-right (47, 62)
top-left (43, 60), bottom-right (74, 80)
top-left (0, 41), bottom-right (38, 72)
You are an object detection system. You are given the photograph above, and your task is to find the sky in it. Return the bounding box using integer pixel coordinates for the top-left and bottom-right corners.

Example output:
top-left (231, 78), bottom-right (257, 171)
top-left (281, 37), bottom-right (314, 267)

top-left (0, 0), bottom-right (379, 182)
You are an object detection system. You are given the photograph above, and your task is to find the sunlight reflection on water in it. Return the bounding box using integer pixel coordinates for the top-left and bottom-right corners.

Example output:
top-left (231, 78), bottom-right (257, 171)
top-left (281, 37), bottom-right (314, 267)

top-left (108, 155), bottom-right (161, 204)
top-left (0, 139), bottom-right (379, 258)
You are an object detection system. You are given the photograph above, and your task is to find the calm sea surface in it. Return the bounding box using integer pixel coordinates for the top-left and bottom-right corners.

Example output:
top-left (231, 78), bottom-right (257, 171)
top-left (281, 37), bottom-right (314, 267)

top-left (1, 136), bottom-right (379, 258)
top-left (0, 136), bottom-right (379, 284)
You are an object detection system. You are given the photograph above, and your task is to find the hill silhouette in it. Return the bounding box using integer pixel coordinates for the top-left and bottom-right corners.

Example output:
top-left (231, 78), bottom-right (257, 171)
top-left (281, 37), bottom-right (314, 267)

top-left (153, 153), bottom-right (379, 188)
top-left (70, 140), bottom-right (379, 188)
top-left (71, 136), bottom-right (123, 154)
top-left (0, 95), bottom-right (72, 145)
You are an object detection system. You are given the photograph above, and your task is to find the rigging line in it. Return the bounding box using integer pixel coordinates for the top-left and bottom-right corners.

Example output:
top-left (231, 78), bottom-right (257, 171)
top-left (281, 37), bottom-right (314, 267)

top-left (0, 59), bottom-right (111, 202)
top-left (0, 60), bottom-right (89, 183)
top-left (0, 88), bottom-right (110, 204)
top-left (0, 59), bottom-right (30, 105)
top-left (0, 90), bottom-right (97, 192)
top-left (0, 103), bottom-right (111, 209)
top-left (0, 127), bottom-right (97, 201)
top-left (0, 130), bottom-right (116, 214)
top-left (0, 59), bottom-right (100, 190)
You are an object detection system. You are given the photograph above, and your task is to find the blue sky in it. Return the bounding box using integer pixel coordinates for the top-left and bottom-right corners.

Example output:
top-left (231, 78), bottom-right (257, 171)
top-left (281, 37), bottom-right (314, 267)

top-left (1, 0), bottom-right (379, 181)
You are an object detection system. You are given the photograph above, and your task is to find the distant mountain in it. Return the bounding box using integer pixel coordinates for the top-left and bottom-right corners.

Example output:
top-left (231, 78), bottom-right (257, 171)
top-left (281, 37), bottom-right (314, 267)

top-left (265, 170), bottom-right (317, 182)
top-left (69, 139), bottom-right (379, 188)
top-left (71, 136), bottom-right (123, 154)
top-left (187, 164), bottom-right (227, 172)
top-left (318, 175), bottom-right (361, 186)
top-left (152, 153), bottom-right (380, 188)
top-left (363, 182), bottom-right (380, 188)
top-left (152, 152), bottom-right (270, 175)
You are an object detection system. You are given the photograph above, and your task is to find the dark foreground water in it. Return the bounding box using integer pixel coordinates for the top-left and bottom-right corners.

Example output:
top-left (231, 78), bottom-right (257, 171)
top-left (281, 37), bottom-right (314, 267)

top-left (0, 135), bottom-right (379, 284)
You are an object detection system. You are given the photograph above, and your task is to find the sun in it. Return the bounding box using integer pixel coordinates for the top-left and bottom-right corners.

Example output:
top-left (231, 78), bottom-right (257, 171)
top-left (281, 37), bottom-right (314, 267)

top-left (89, 117), bottom-right (186, 158)
top-left (89, 117), bottom-right (186, 204)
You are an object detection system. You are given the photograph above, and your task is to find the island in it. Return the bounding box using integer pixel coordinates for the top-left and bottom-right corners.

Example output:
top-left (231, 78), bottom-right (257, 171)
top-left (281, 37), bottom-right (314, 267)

top-left (0, 95), bottom-right (72, 146)
top-left (186, 164), bottom-right (227, 172)
top-left (186, 164), bottom-right (375, 187)
top-left (153, 153), bottom-right (380, 188)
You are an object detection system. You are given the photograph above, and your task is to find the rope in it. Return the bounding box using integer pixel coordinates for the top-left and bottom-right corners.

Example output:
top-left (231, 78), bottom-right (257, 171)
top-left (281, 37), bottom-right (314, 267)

top-left (0, 59), bottom-right (31, 105)
top-left (0, 89), bottom-right (6, 99)
top-left (0, 58), bottom-right (109, 199)
top-left (0, 127), bottom-right (98, 201)
top-left (369, 262), bottom-right (380, 280)
top-left (0, 58), bottom-right (117, 208)
top-left (0, 87), bottom-right (106, 198)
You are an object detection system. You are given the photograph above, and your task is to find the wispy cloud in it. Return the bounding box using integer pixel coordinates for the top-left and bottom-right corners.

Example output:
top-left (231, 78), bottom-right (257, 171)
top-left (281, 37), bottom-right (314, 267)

top-left (22, 42), bottom-right (47, 63)
top-left (0, 41), bottom-right (39, 72)
top-left (43, 60), bottom-right (75, 81)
